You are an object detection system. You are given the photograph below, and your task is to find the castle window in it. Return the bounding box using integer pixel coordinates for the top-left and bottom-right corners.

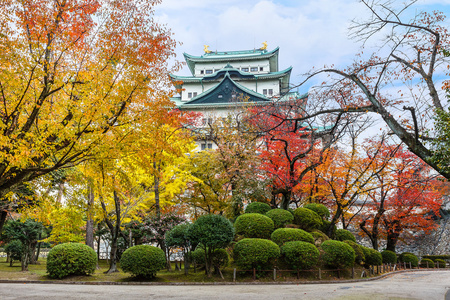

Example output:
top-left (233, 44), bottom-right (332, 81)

top-left (193, 92), bottom-right (197, 97)
top-left (218, 94), bottom-right (223, 98)
top-left (241, 67), bottom-right (249, 72)
top-left (268, 89), bottom-right (273, 96)
top-left (188, 92), bottom-right (192, 98)
top-left (205, 69), bottom-right (213, 74)
top-left (263, 89), bottom-right (267, 95)
top-left (200, 70), bottom-right (204, 74)
top-left (260, 67), bottom-right (264, 71)
top-left (251, 67), bottom-right (258, 72)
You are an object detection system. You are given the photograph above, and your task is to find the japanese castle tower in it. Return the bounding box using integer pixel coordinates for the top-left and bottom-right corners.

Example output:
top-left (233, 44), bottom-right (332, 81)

top-left (170, 43), bottom-right (306, 150)
top-left (170, 43), bottom-right (305, 112)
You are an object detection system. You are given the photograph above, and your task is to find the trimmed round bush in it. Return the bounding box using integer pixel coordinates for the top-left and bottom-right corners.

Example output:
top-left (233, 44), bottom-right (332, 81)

top-left (343, 240), bottom-right (365, 265)
top-left (271, 228), bottom-right (314, 246)
top-left (281, 241), bottom-right (319, 270)
top-left (320, 240), bottom-right (355, 268)
top-left (303, 203), bottom-right (330, 220)
top-left (361, 247), bottom-right (382, 266)
top-left (233, 238), bottom-right (280, 269)
top-left (5, 240), bottom-right (23, 263)
top-left (435, 259), bottom-right (446, 268)
top-left (265, 209), bottom-right (294, 229)
top-left (420, 258), bottom-right (434, 268)
top-left (234, 213), bottom-right (274, 239)
top-left (398, 252), bottom-right (419, 268)
top-left (47, 243), bottom-right (97, 279)
top-left (188, 214), bottom-right (234, 249)
top-left (120, 245), bottom-right (165, 278)
top-left (190, 247), bottom-right (206, 266)
top-left (381, 250), bottom-right (397, 264)
top-left (293, 208), bottom-right (323, 231)
top-left (211, 248), bottom-right (229, 269)
top-left (334, 229), bottom-right (356, 242)
top-left (245, 202), bottom-right (271, 214)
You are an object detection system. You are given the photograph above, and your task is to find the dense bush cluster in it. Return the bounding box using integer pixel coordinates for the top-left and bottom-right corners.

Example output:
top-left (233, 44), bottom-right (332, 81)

top-left (270, 228), bottom-right (314, 246)
top-left (47, 243), bottom-right (97, 279)
top-left (334, 229), bottom-right (356, 242)
top-left (310, 230), bottom-right (329, 246)
top-left (234, 213), bottom-right (274, 239)
top-left (120, 245), bottom-right (166, 278)
top-left (245, 202), bottom-right (271, 214)
top-left (420, 258), bottom-right (434, 268)
top-left (233, 238), bottom-right (280, 270)
top-left (265, 209), bottom-right (294, 229)
top-left (320, 240), bottom-right (355, 268)
top-left (435, 259), bottom-right (446, 268)
top-left (381, 250), bottom-right (397, 264)
top-left (343, 240), bottom-right (365, 265)
top-left (361, 247), bottom-right (382, 266)
top-left (5, 240), bottom-right (23, 265)
top-left (303, 203), bottom-right (330, 220)
top-left (293, 208), bottom-right (323, 231)
top-left (398, 252), bottom-right (419, 268)
top-left (281, 241), bottom-right (319, 270)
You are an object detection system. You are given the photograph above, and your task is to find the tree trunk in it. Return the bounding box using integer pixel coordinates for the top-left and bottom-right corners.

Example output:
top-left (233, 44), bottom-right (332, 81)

top-left (101, 191), bottom-right (121, 274)
top-left (184, 249), bottom-right (190, 275)
top-left (0, 210), bottom-right (7, 235)
top-left (386, 230), bottom-right (400, 252)
top-left (85, 183), bottom-right (95, 249)
top-left (280, 190), bottom-right (292, 210)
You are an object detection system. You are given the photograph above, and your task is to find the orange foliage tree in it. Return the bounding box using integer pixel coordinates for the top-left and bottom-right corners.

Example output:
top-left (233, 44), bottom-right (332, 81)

top-left (0, 0), bottom-right (178, 199)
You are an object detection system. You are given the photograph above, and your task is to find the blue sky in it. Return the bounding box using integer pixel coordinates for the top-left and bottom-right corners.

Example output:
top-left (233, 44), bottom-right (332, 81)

top-left (155, 0), bottom-right (450, 94)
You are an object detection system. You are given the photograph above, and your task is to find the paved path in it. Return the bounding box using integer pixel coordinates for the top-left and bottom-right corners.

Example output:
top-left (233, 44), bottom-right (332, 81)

top-left (0, 270), bottom-right (449, 300)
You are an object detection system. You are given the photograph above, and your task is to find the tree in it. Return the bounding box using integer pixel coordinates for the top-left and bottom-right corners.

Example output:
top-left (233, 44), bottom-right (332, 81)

top-left (358, 147), bottom-right (443, 251)
top-left (0, 0), bottom-right (179, 201)
top-left (298, 0), bottom-right (450, 179)
top-left (2, 219), bottom-right (44, 271)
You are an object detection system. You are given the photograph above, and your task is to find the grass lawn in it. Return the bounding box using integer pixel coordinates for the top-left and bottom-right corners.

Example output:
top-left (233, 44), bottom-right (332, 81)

top-left (0, 257), bottom-right (375, 283)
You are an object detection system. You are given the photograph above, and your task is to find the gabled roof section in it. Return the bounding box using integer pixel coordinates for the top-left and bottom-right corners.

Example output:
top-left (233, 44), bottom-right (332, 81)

top-left (183, 47), bottom-right (280, 75)
top-left (178, 73), bottom-right (270, 107)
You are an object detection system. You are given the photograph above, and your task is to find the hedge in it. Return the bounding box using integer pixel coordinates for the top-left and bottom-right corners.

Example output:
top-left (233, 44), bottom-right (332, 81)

top-left (303, 203), bottom-right (330, 220)
top-left (320, 240), bottom-right (355, 268)
top-left (334, 229), bottom-right (356, 242)
top-left (420, 258), bottom-right (435, 268)
top-left (398, 252), bottom-right (419, 268)
top-left (270, 228), bottom-right (314, 246)
top-left (343, 240), bottom-right (365, 265)
top-left (120, 245), bottom-right (166, 278)
top-left (233, 238), bottom-right (280, 270)
top-left (361, 247), bottom-right (382, 266)
top-left (281, 241), bottom-right (319, 270)
top-left (381, 250), bottom-right (397, 264)
top-left (265, 209), bottom-right (294, 229)
top-left (245, 202), bottom-right (271, 214)
top-left (47, 243), bottom-right (97, 279)
top-left (293, 208), bottom-right (323, 231)
top-left (435, 259), bottom-right (446, 268)
top-left (234, 213), bottom-right (274, 239)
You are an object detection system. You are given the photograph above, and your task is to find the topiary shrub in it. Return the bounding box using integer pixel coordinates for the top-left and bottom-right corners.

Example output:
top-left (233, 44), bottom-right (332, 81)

top-left (420, 258), bottom-right (435, 268)
top-left (311, 230), bottom-right (330, 247)
top-left (361, 247), bottom-right (382, 266)
top-left (343, 240), bottom-right (365, 265)
top-left (303, 203), bottom-right (330, 220)
top-left (281, 241), bottom-right (319, 270)
top-left (234, 213), bottom-right (274, 239)
top-left (265, 209), bottom-right (294, 229)
top-left (47, 243), bottom-right (97, 279)
top-left (245, 202), bottom-right (271, 214)
top-left (189, 247), bottom-right (206, 267)
top-left (398, 252), bottom-right (419, 268)
top-left (334, 229), bottom-right (356, 242)
top-left (270, 228), bottom-right (314, 246)
top-left (435, 259), bottom-right (446, 268)
top-left (320, 240), bottom-right (355, 268)
top-left (4, 240), bottom-right (23, 266)
top-left (233, 238), bottom-right (280, 270)
top-left (120, 245), bottom-right (166, 278)
top-left (293, 208), bottom-right (323, 232)
top-left (211, 248), bottom-right (229, 269)
top-left (381, 250), bottom-right (397, 264)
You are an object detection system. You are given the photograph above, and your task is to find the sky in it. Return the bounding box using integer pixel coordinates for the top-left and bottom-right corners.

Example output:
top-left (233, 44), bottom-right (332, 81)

top-left (154, 0), bottom-right (450, 95)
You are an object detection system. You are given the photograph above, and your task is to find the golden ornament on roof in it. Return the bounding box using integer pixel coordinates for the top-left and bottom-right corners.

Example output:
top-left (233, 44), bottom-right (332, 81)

top-left (260, 41), bottom-right (267, 50)
top-left (204, 45), bottom-right (212, 53)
